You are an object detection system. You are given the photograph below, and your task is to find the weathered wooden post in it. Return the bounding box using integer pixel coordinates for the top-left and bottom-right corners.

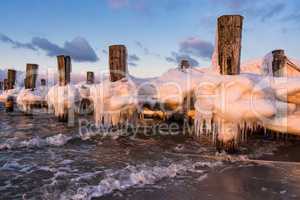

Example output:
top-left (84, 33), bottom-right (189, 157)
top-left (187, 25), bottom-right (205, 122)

top-left (5, 96), bottom-right (14, 112)
top-left (57, 55), bottom-right (72, 122)
top-left (216, 15), bottom-right (244, 153)
top-left (180, 60), bottom-right (190, 70)
top-left (218, 15), bottom-right (243, 75)
top-left (86, 71), bottom-right (94, 84)
top-left (25, 64), bottom-right (39, 90)
top-left (109, 45), bottom-right (128, 82)
top-left (3, 79), bottom-right (8, 90)
top-left (272, 49), bottom-right (286, 77)
top-left (7, 69), bottom-right (16, 89)
top-left (57, 55), bottom-right (71, 86)
top-left (41, 79), bottom-right (46, 86)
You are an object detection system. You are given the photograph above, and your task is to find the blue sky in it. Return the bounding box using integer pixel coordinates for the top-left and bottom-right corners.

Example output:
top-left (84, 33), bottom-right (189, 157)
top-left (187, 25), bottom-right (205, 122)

top-left (0, 0), bottom-right (299, 77)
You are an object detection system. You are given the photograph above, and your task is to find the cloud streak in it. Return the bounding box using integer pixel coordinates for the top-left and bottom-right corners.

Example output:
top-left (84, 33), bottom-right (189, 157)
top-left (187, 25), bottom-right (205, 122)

top-left (0, 34), bottom-right (99, 62)
top-left (0, 34), bottom-right (37, 51)
top-left (179, 37), bottom-right (214, 60)
top-left (166, 51), bottom-right (199, 67)
top-left (128, 54), bottom-right (140, 67)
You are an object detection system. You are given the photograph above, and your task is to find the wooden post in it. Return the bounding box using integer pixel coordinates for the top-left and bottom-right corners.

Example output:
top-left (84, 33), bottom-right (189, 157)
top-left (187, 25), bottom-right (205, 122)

top-left (216, 15), bottom-right (243, 153)
top-left (5, 96), bottom-right (14, 112)
top-left (41, 79), bottom-right (46, 86)
top-left (57, 55), bottom-right (71, 86)
top-left (272, 49), bottom-right (286, 77)
top-left (0, 81), bottom-right (3, 91)
top-left (218, 15), bottom-right (243, 75)
top-left (4, 79), bottom-right (8, 90)
top-left (25, 64), bottom-right (39, 90)
top-left (87, 71), bottom-right (94, 84)
top-left (57, 55), bottom-right (72, 122)
top-left (109, 45), bottom-right (127, 82)
top-left (180, 60), bottom-right (190, 70)
top-left (7, 69), bottom-right (16, 89)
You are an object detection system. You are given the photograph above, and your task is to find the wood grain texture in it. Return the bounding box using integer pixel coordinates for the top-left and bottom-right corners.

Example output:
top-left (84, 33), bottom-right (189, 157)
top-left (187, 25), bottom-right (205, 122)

top-left (218, 15), bottom-right (243, 75)
top-left (109, 45), bottom-right (127, 82)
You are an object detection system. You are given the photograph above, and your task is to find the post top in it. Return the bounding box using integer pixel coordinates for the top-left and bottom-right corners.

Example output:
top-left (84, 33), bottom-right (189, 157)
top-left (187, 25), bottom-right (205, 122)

top-left (272, 49), bottom-right (285, 54)
top-left (109, 44), bottom-right (126, 49)
top-left (218, 14), bottom-right (244, 18)
top-left (26, 63), bottom-right (39, 66)
top-left (57, 55), bottom-right (71, 58)
top-left (218, 15), bottom-right (244, 22)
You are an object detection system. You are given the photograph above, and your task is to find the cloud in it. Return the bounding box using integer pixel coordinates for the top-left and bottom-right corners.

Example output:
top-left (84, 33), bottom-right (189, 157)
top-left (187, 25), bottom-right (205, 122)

top-left (0, 33), bottom-right (99, 62)
top-left (179, 37), bottom-right (214, 60)
top-left (261, 3), bottom-right (286, 22)
top-left (63, 37), bottom-right (99, 62)
top-left (282, 12), bottom-right (300, 23)
top-left (210, 0), bottom-right (287, 22)
top-left (166, 51), bottom-right (199, 67)
top-left (31, 37), bottom-right (65, 56)
top-left (107, 0), bottom-right (128, 9)
top-left (135, 41), bottom-right (161, 58)
top-left (135, 41), bottom-right (150, 55)
top-left (0, 33), bottom-right (37, 51)
top-left (128, 54), bottom-right (140, 67)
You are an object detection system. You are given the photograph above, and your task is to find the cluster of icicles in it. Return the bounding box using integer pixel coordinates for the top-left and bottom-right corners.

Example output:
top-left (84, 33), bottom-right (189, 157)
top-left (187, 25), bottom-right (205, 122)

top-left (194, 53), bottom-right (300, 143)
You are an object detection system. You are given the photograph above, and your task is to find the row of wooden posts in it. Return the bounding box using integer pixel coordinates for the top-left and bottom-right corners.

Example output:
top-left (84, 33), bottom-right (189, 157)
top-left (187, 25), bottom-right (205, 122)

top-left (0, 15), bottom-right (289, 152)
top-left (0, 15), bottom-right (287, 108)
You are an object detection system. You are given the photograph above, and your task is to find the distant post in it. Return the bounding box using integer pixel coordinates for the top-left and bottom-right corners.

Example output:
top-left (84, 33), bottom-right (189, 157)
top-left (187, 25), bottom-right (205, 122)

top-left (180, 60), bottom-right (190, 70)
top-left (57, 55), bottom-right (71, 86)
top-left (87, 71), bottom-right (94, 84)
top-left (25, 64), bottom-right (38, 90)
top-left (109, 45), bottom-right (127, 82)
top-left (4, 79), bottom-right (8, 90)
top-left (218, 15), bottom-right (243, 75)
top-left (272, 49), bottom-right (286, 77)
top-left (7, 69), bottom-right (16, 89)
top-left (41, 79), bottom-right (46, 86)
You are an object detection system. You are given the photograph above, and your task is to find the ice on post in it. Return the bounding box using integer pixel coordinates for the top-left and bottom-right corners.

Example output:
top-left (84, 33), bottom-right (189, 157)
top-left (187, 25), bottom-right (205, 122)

top-left (90, 45), bottom-right (139, 127)
top-left (47, 55), bottom-right (80, 122)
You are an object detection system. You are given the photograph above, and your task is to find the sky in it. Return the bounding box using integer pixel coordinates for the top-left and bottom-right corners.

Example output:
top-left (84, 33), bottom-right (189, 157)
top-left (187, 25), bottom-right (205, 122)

top-left (0, 0), bottom-right (299, 77)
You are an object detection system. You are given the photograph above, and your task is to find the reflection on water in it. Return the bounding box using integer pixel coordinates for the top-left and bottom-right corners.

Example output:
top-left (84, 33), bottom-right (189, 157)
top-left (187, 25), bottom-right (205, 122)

top-left (1, 105), bottom-right (300, 200)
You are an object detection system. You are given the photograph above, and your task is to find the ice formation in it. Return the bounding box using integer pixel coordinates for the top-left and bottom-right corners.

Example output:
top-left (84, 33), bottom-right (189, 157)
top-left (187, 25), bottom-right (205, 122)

top-left (46, 84), bottom-right (80, 117)
top-left (0, 88), bottom-right (20, 102)
top-left (193, 53), bottom-right (300, 143)
top-left (89, 77), bottom-right (138, 127)
top-left (16, 86), bottom-right (48, 112)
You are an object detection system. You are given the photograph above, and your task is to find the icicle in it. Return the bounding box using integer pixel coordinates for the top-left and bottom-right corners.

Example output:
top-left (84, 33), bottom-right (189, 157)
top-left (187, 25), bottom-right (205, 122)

top-left (90, 78), bottom-right (139, 129)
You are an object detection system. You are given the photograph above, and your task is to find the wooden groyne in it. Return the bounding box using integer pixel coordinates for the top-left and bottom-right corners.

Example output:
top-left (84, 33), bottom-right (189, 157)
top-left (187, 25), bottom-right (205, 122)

top-left (7, 69), bottom-right (16, 90)
top-left (109, 45), bottom-right (128, 82)
top-left (1, 14), bottom-right (299, 154)
top-left (24, 64), bottom-right (38, 90)
top-left (87, 71), bottom-right (94, 84)
top-left (216, 15), bottom-right (243, 152)
top-left (272, 49), bottom-right (286, 77)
